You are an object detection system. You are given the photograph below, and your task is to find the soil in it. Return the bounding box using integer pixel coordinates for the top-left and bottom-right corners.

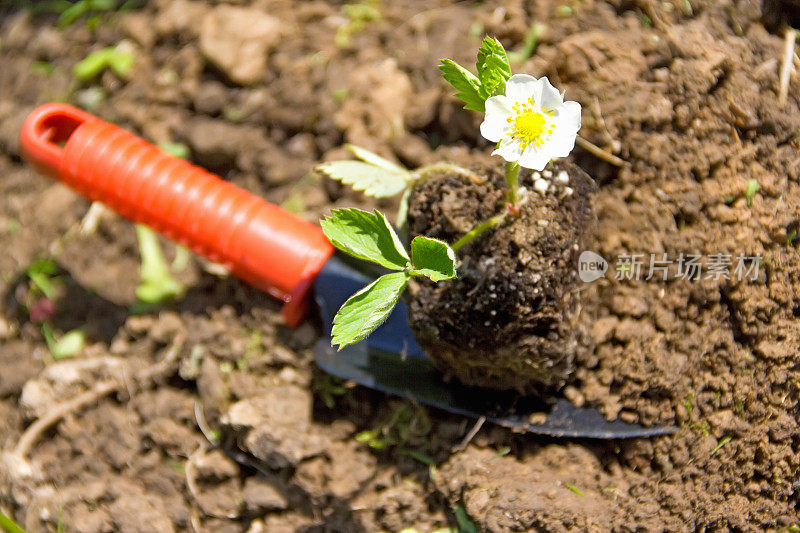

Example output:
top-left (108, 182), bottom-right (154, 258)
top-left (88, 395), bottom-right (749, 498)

top-left (0, 1), bottom-right (798, 532)
top-left (406, 159), bottom-right (595, 393)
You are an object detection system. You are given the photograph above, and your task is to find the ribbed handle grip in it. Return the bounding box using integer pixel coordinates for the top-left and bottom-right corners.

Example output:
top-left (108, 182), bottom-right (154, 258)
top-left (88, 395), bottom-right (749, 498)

top-left (20, 104), bottom-right (333, 326)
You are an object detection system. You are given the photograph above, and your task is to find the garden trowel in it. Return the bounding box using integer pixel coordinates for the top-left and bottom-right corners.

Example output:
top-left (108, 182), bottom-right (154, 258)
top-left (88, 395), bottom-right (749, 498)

top-left (20, 104), bottom-right (673, 439)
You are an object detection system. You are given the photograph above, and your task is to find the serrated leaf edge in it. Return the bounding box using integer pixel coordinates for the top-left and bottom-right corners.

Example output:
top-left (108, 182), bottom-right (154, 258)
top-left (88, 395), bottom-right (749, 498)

top-left (331, 271), bottom-right (410, 349)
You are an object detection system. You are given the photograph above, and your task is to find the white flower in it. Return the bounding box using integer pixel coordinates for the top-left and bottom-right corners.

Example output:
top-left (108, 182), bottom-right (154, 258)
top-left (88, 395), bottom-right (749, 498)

top-left (480, 74), bottom-right (581, 171)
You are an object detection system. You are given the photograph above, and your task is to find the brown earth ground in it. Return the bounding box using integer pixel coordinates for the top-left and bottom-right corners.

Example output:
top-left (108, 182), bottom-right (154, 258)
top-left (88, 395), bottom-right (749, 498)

top-left (0, 0), bottom-right (797, 531)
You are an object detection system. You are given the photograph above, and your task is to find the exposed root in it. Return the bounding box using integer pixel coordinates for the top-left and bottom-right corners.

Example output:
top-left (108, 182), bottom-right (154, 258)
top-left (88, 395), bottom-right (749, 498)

top-left (185, 446), bottom-right (238, 519)
top-left (590, 97), bottom-right (621, 154)
top-left (5, 340), bottom-right (183, 480)
top-left (576, 135), bottom-right (629, 167)
top-left (79, 202), bottom-right (110, 236)
top-left (778, 27), bottom-right (796, 107)
top-left (413, 162), bottom-right (485, 185)
top-left (194, 400), bottom-right (220, 445)
top-left (184, 447), bottom-right (204, 512)
top-left (10, 378), bottom-right (120, 474)
top-left (452, 416), bottom-right (486, 453)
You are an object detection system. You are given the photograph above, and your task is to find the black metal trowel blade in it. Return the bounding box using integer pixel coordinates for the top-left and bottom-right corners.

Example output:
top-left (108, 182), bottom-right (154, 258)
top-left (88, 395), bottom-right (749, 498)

top-left (312, 255), bottom-right (675, 439)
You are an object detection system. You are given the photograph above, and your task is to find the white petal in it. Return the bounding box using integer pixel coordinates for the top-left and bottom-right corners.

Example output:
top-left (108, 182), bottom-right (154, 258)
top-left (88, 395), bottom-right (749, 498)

top-left (539, 77), bottom-right (564, 110)
top-left (517, 145), bottom-right (552, 171)
top-left (484, 94), bottom-right (512, 116)
top-left (556, 100), bottom-right (582, 131)
top-left (480, 95), bottom-right (512, 142)
top-left (492, 138), bottom-right (523, 163)
top-left (480, 114), bottom-right (509, 142)
top-left (546, 131), bottom-right (578, 159)
top-left (546, 100), bottom-right (581, 158)
top-left (505, 74), bottom-right (542, 105)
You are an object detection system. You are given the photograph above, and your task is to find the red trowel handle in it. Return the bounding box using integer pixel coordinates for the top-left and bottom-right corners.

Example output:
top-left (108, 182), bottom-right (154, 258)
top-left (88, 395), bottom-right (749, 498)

top-left (19, 103), bottom-right (333, 326)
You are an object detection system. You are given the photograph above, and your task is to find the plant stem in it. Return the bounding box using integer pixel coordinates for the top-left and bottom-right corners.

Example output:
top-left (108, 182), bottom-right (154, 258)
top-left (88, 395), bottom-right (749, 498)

top-left (412, 162), bottom-right (484, 184)
top-left (0, 510), bottom-right (26, 533)
top-left (505, 161), bottom-right (520, 206)
top-left (452, 211), bottom-right (507, 251)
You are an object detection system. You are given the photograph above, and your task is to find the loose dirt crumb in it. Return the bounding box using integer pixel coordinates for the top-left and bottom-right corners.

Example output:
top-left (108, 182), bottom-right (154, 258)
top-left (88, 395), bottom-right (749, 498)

top-left (0, 0), bottom-right (797, 531)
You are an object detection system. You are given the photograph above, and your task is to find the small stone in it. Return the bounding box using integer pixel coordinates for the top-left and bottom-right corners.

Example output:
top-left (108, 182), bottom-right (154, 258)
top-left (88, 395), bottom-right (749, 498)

top-left (591, 316), bottom-right (618, 344)
top-left (0, 316), bottom-right (15, 339)
top-left (109, 494), bottom-right (175, 533)
top-left (242, 477), bottom-right (288, 513)
top-left (199, 6), bottom-right (282, 85)
top-left (121, 12), bottom-right (156, 48)
top-left (291, 323), bottom-right (317, 347)
top-left (563, 385), bottom-right (585, 407)
top-left (533, 178), bottom-right (549, 194)
top-left (184, 117), bottom-right (265, 168)
top-left (529, 412), bottom-right (547, 424)
top-left (537, 219), bottom-right (549, 227)
top-left (193, 449), bottom-right (239, 480)
top-left (223, 385), bottom-right (329, 469)
top-left (155, 0), bottom-right (207, 36)
top-left (556, 170), bottom-right (570, 183)
top-left (543, 169), bottom-right (553, 178)
top-left (194, 81), bottom-right (229, 115)
top-left (564, 186), bottom-right (574, 196)
top-left (142, 418), bottom-right (200, 457)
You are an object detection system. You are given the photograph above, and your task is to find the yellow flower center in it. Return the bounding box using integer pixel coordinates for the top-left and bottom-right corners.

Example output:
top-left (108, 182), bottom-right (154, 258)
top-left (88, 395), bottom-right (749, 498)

top-left (507, 98), bottom-right (554, 150)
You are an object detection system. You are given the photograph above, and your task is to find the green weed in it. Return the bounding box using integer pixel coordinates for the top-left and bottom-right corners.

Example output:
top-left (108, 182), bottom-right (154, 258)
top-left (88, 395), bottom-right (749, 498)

top-left (0, 509), bottom-right (26, 533)
top-left (133, 225), bottom-right (185, 309)
top-left (355, 401), bottom-right (431, 452)
top-left (564, 483), bottom-right (584, 496)
top-left (745, 179), bottom-right (760, 207)
top-left (335, 0), bottom-right (381, 49)
top-left (73, 44), bottom-right (135, 82)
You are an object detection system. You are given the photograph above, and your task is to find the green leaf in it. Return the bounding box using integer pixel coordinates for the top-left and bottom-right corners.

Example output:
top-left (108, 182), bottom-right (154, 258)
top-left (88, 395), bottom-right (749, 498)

top-left (745, 178), bottom-right (760, 207)
top-left (26, 258), bottom-right (59, 299)
top-left (410, 236), bottom-right (456, 281)
top-left (508, 23), bottom-right (547, 64)
top-left (51, 329), bottom-right (86, 360)
top-left (345, 144), bottom-right (408, 174)
top-left (33, 1), bottom-right (73, 16)
top-left (158, 141), bottom-right (190, 160)
top-left (107, 48), bottom-right (135, 78)
top-left (73, 48), bottom-right (113, 81)
top-left (135, 225), bottom-right (184, 304)
top-left (396, 185), bottom-right (412, 230)
top-left (57, 0), bottom-right (92, 28)
top-left (57, 0), bottom-right (117, 27)
top-left (331, 271), bottom-right (409, 349)
top-left (476, 36), bottom-right (512, 98)
top-left (0, 509), bottom-right (27, 533)
top-left (73, 45), bottom-right (134, 82)
top-left (564, 483), bottom-right (584, 496)
top-left (453, 504), bottom-right (479, 533)
top-left (317, 161), bottom-right (409, 198)
top-left (321, 209), bottom-right (410, 270)
top-left (439, 59), bottom-right (485, 113)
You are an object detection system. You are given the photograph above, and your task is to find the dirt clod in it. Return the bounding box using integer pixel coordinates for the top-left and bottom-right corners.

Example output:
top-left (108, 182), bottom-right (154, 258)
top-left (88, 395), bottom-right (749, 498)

top-left (407, 159), bottom-right (594, 393)
top-left (0, 0), bottom-right (797, 531)
top-left (199, 5), bottom-right (282, 86)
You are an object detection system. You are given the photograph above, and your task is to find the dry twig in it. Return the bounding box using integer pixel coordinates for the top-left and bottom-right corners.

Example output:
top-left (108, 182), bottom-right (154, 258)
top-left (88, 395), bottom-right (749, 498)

top-left (576, 136), bottom-right (629, 167)
top-left (779, 27), bottom-right (796, 107)
top-left (452, 416), bottom-right (486, 453)
top-left (6, 340), bottom-right (183, 478)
